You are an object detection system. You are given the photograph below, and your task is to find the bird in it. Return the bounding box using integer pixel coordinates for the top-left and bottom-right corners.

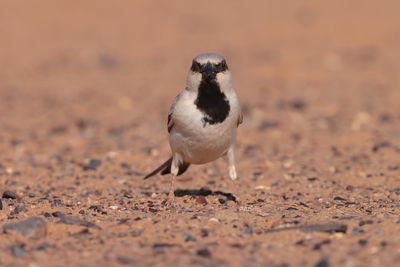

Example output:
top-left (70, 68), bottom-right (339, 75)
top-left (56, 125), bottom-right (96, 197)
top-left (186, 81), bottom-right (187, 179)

top-left (144, 52), bottom-right (243, 199)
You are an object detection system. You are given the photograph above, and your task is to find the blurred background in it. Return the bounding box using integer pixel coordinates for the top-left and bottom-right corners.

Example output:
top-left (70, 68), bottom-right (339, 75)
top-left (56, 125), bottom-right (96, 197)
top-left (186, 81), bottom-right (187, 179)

top-left (1, 1), bottom-right (400, 266)
top-left (1, 0), bottom-right (399, 133)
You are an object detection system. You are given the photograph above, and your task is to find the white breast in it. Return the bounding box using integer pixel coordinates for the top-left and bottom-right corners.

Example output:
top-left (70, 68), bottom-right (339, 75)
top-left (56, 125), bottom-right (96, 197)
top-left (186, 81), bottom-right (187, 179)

top-left (169, 89), bottom-right (240, 164)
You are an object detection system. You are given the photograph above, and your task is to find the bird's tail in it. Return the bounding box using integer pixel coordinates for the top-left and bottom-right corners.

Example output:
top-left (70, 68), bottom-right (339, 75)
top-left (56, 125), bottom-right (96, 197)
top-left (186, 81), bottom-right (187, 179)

top-left (143, 157), bottom-right (190, 179)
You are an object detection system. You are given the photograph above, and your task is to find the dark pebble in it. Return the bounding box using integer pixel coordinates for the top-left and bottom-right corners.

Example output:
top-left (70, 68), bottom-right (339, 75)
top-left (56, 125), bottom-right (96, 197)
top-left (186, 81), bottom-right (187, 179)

top-left (333, 196), bottom-right (347, 202)
top-left (308, 177), bottom-right (319, 182)
top-left (82, 159), bottom-right (102, 171)
top-left (117, 256), bottom-right (135, 265)
top-left (358, 239), bottom-right (368, 246)
top-left (51, 199), bottom-right (63, 207)
top-left (36, 242), bottom-right (50, 251)
top-left (290, 99), bottom-right (307, 111)
top-left (152, 243), bottom-right (178, 249)
top-left (200, 229), bottom-right (209, 237)
top-left (313, 239), bottom-right (331, 250)
top-left (0, 199), bottom-right (3, 210)
top-left (218, 198), bottom-right (226, 204)
top-left (359, 220), bottom-right (373, 226)
top-left (52, 211), bottom-right (65, 218)
top-left (315, 258), bottom-right (330, 267)
top-left (352, 227), bottom-right (365, 235)
top-left (11, 204), bottom-right (26, 215)
top-left (243, 225), bottom-right (253, 235)
top-left (11, 244), bottom-right (25, 258)
top-left (2, 191), bottom-right (17, 199)
top-left (185, 233), bottom-right (197, 242)
top-left (197, 248), bottom-right (212, 258)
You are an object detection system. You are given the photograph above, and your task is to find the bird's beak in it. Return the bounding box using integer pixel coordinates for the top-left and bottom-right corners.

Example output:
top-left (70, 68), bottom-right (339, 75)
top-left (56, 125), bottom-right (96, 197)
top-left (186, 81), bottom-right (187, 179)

top-left (202, 62), bottom-right (216, 81)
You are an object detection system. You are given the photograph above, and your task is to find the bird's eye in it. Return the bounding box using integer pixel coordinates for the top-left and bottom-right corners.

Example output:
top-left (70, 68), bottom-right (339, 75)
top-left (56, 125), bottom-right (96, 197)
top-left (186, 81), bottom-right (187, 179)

top-left (191, 61), bottom-right (202, 72)
top-left (216, 60), bottom-right (228, 72)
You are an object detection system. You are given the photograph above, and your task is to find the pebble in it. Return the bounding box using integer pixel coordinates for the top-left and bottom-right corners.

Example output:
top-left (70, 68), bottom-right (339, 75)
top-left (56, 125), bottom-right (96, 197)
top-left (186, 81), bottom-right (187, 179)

top-left (36, 242), bottom-right (50, 251)
top-left (352, 227), bottom-right (365, 235)
top-left (196, 248), bottom-right (212, 258)
top-left (243, 225), bottom-right (253, 235)
top-left (315, 258), bottom-right (330, 267)
top-left (3, 216), bottom-right (47, 240)
top-left (11, 244), bottom-right (25, 258)
top-left (184, 233), bottom-right (197, 242)
top-left (254, 185), bottom-right (270, 191)
top-left (52, 211), bottom-right (65, 218)
top-left (2, 191), bottom-right (17, 199)
top-left (82, 159), bottom-right (102, 171)
top-left (117, 256), bottom-right (135, 265)
top-left (11, 204), bottom-right (26, 215)
top-left (209, 218), bottom-right (219, 223)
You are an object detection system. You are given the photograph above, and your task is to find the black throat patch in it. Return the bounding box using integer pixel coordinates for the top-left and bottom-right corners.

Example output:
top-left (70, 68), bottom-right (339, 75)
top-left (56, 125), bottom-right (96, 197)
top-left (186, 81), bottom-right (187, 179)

top-left (194, 80), bottom-right (230, 126)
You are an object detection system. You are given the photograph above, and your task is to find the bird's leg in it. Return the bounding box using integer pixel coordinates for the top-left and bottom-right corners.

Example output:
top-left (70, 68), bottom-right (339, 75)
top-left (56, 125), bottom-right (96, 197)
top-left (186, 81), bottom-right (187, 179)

top-left (164, 154), bottom-right (180, 208)
top-left (227, 144), bottom-right (237, 180)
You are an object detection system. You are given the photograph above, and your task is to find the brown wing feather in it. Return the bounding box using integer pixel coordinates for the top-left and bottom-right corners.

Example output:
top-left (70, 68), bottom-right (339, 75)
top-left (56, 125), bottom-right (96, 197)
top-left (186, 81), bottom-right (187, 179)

top-left (237, 109), bottom-right (243, 127)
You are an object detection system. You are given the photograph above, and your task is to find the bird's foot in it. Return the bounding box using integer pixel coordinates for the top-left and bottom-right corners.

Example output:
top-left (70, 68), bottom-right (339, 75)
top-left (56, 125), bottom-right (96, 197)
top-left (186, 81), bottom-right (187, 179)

top-left (161, 191), bottom-right (177, 210)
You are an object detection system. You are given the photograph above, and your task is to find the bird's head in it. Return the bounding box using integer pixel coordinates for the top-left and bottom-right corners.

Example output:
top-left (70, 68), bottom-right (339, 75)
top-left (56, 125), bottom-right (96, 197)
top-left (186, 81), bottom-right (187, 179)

top-left (186, 53), bottom-right (233, 92)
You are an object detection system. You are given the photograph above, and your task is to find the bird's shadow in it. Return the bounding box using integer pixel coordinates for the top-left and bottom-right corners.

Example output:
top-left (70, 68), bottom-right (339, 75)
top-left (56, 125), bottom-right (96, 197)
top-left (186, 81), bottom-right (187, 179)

top-left (174, 187), bottom-right (237, 202)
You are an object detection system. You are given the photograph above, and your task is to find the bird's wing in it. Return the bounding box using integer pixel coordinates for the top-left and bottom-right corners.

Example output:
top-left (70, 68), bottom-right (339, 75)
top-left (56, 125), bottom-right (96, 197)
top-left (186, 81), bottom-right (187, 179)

top-left (237, 107), bottom-right (243, 127)
top-left (167, 91), bottom-right (183, 132)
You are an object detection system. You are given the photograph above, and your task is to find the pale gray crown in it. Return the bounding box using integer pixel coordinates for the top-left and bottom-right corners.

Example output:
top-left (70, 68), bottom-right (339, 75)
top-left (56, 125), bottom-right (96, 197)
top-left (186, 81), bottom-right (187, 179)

top-left (194, 53), bottom-right (225, 65)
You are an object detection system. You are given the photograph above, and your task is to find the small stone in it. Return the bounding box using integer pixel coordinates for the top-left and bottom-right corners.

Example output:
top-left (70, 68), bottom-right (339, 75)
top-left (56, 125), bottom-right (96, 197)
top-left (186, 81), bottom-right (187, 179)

top-left (358, 239), bottom-right (368, 246)
top-left (255, 185), bottom-right (270, 191)
top-left (359, 220), bottom-right (373, 226)
top-left (197, 248), bottom-right (212, 258)
top-left (209, 218), bottom-right (219, 223)
top-left (110, 205), bottom-right (118, 210)
top-left (11, 204), bottom-right (26, 215)
top-left (200, 229), bottom-right (209, 237)
top-left (82, 159), bottom-right (102, 171)
top-left (2, 191), bottom-right (17, 199)
top-left (3, 217), bottom-right (47, 240)
top-left (218, 198), bottom-right (226, 204)
top-left (315, 258), bottom-right (330, 267)
top-left (36, 242), bottom-right (50, 251)
top-left (117, 256), bottom-right (135, 265)
top-left (11, 244), bottom-right (25, 258)
top-left (195, 196), bottom-right (208, 205)
top-left (243, 225), bottom-right (253, 235)
top-left (52, 211), bottom-right (65, 218)
top-left (352, 227), bottom-right (365, 235)
top-left (184, 233), bottom-right (197, 242)
top-left (333, 196), bottom-right (347, 202)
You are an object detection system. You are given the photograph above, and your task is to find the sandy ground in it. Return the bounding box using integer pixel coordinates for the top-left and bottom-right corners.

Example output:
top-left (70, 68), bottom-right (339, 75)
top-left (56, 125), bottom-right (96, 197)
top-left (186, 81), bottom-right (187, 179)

top-left (1, 1), bottom-right (400, 266)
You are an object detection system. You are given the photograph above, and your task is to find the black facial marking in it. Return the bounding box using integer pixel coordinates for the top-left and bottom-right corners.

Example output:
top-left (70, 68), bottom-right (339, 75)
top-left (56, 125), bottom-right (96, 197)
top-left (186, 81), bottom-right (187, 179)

top-left (191, 60), bottom-right (202, 72)
top-left (194, 79), bottom-right (230, 126)
top-left (215, 59), bottom-right (228, 73)
top-left (191, 59), bottom-right (229, 74)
